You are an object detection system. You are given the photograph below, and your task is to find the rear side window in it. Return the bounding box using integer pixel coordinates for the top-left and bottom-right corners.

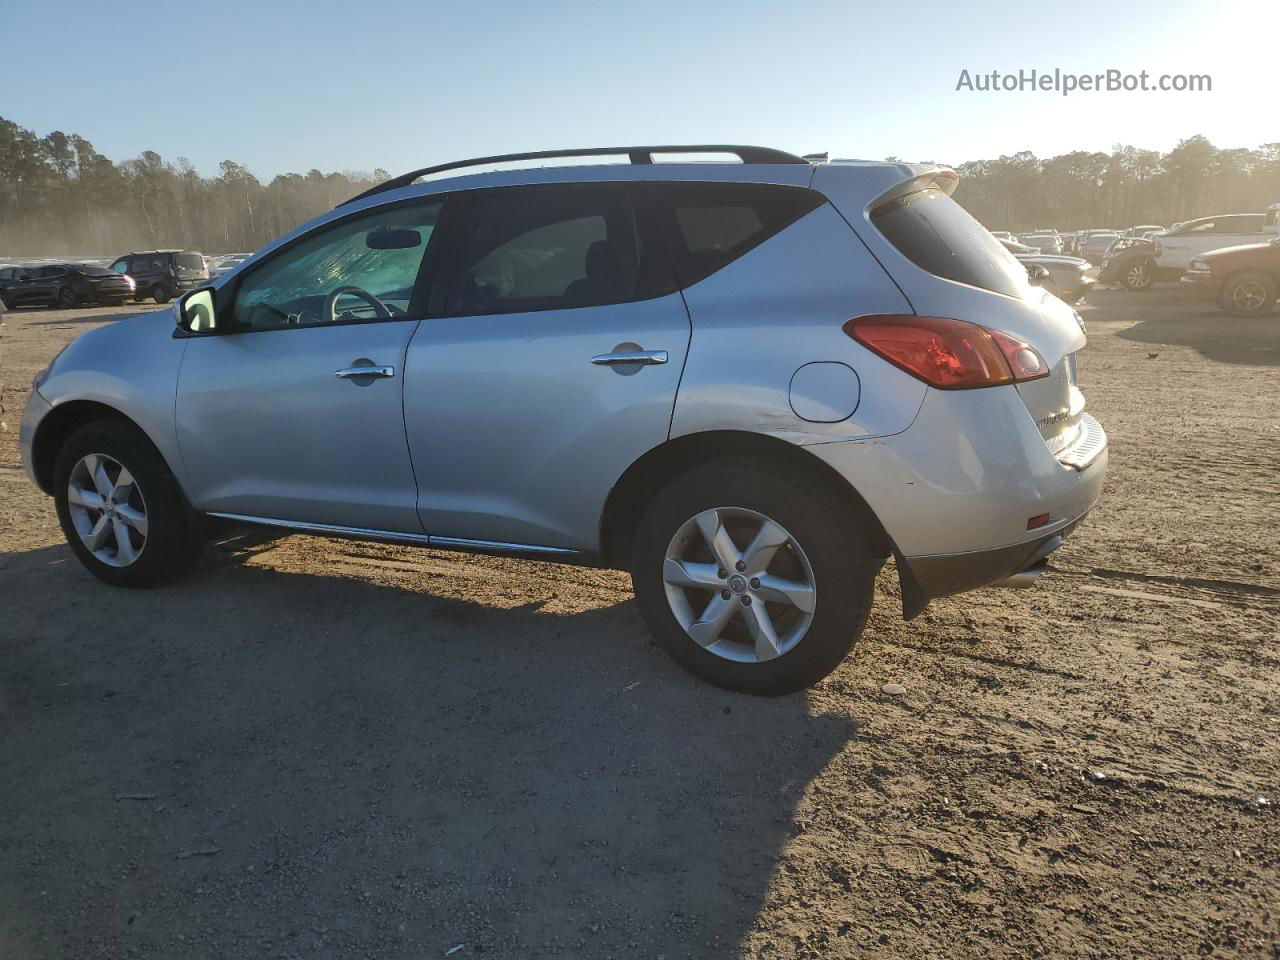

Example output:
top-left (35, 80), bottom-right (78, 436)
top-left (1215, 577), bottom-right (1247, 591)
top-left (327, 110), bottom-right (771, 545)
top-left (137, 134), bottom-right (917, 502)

top-left (871, 188), bottom-right (1026, 299)
top-left (650, 182), bottom-right (824, 287)
top-left (1216, 215), bottom-right (1264, 234)
top-left (175, 253), bottom-right (206, 270)
top-left (450, 184), bottom-right (671, 315)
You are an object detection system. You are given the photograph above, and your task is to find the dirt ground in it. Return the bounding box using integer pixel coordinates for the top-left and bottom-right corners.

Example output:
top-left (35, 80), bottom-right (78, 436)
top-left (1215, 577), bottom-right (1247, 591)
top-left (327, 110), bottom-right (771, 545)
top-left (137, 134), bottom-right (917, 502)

top-left (1, 288), bottom-right (1277, 960)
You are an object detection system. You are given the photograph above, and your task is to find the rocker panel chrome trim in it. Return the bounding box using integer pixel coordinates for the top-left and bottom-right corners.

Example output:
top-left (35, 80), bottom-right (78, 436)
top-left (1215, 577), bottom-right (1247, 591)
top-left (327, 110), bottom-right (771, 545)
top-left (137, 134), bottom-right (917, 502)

top-left (207, 513), bottom-right (579, 556)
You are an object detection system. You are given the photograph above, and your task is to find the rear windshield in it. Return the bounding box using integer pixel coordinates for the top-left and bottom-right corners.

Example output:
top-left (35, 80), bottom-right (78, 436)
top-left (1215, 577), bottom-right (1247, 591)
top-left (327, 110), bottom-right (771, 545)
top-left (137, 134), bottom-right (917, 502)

top-left (175, 253), bottom-right (206, 271)
top-left (871, 188), bottom-right (1025, 298)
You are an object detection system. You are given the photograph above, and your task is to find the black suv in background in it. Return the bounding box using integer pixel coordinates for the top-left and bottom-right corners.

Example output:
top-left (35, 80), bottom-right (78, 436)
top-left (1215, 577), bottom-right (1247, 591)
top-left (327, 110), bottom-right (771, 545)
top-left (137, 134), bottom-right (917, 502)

top-left (108, 250), bottom-right (209, 303)
top-left (0, 264), bottom-right (135, 309)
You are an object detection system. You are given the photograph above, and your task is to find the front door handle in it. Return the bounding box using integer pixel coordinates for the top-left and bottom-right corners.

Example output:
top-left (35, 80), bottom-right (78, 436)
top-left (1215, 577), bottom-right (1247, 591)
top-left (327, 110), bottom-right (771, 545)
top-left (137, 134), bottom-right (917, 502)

top-left (590, 350), bottom-right (668, 366)
top-left (335, 364), bottom-right (395, 379)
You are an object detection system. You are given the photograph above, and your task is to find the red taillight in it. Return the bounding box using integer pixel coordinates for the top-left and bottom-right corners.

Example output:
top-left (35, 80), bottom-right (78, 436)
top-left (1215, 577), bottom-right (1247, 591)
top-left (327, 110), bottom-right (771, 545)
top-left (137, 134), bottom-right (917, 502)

top-left (843, 315), bottom-right (1050, 390)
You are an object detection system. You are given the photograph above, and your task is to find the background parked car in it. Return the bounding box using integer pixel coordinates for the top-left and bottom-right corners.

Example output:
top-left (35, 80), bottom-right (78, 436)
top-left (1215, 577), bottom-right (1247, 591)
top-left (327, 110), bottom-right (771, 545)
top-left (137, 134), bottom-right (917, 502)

top-left (1122, 224), bottom-right (1164, 239)
top-left (0, 265), bottom-right (24, 307)
top-left (1152, 214), bottom-right (1273, 279)
top-left (1000, 239), bottom-right (1095, 302)
top-left (1080, 231), bottom-right (1120, 265)
top-left (1180, 237), bottom-right (1280, 317)
top-left (0, 263), bottom-right (135, 309)
top-left (209, 254), bottom-right (250, 279)
top-left (1098, 237), bottom-right (1159, 290)
top-left (108, 249), bottom-right (209, 303)
top-left (1021, 232), bottom-right (1063, 254)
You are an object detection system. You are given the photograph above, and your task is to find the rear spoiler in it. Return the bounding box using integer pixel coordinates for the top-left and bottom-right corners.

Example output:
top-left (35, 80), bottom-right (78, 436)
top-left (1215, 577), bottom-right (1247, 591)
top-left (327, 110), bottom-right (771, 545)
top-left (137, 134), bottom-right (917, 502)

top-left (867, 164), bottom-right (960, 210)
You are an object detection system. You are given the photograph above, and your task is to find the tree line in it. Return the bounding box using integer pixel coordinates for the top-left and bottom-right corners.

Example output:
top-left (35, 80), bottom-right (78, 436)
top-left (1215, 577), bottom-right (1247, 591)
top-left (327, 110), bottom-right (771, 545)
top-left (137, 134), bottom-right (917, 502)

top-left (950, 136), bottom-right (1280, 232)
top-left (2, 115), bottom-right (1279, 257)
top-left (0, 115), bottom-right (389, 257)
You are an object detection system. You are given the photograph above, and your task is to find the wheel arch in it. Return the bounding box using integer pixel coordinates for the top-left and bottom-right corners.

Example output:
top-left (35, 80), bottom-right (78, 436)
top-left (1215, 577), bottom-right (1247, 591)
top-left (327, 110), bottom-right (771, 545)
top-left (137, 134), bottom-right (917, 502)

top-left (31, 401), bottom-right (153, 495)
top-left (599, 430), bottom-right (893, 570)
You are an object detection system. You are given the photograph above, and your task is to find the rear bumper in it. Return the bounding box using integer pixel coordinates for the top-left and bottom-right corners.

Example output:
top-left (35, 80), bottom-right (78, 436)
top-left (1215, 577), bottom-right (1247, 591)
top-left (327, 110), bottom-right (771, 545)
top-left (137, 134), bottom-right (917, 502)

top-left (894, 515), bottom-right (1086, 618)
top-left (88, 287), bottom-right (134, 302)
top-left (807, 387), bottom-right (1108, 618)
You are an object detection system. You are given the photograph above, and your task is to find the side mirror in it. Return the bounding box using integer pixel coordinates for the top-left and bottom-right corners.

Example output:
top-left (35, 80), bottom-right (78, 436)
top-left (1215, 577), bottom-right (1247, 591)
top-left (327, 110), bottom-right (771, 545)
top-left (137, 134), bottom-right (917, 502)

top-left (1025, 263), bottom-right (1050, 286)
top-left (367, 227), bottom-right (422, 250)
top-left (178, 287), bottom-right (218, 333)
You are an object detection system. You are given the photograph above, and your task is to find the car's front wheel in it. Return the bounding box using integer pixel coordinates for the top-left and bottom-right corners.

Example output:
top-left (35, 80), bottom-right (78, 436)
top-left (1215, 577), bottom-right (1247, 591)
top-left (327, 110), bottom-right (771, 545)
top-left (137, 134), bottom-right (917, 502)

top-left (631, 458), bottom-right (881, 695)
top-left (54, 420), bottom-right (203, 587)
top-left (1218, 270), bottom-right (1277, 318)
top-left (1123, 258), bottom-right (1154, 290)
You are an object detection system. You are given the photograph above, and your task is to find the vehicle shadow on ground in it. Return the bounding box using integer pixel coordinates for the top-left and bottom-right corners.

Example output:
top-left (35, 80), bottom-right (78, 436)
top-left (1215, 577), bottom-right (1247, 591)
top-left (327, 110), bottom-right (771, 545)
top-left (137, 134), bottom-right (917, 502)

top-left (0, 539), bottom-right (856, 959)
top-left (26, 308), bottom-right (144, 326)
top-left (1117, 305), bottom-right (1280, 366)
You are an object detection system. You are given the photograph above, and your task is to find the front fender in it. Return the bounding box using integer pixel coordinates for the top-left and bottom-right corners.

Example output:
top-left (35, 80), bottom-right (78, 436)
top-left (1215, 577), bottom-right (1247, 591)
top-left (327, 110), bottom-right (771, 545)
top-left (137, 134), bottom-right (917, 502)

top-left (36, 310), bottom-right (190, 491)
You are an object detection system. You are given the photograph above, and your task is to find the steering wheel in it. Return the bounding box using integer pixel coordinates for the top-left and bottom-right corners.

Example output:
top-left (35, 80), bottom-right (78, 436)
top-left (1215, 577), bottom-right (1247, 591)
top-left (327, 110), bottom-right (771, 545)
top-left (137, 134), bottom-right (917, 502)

top-left (324, 286), bottom-right (392, 324)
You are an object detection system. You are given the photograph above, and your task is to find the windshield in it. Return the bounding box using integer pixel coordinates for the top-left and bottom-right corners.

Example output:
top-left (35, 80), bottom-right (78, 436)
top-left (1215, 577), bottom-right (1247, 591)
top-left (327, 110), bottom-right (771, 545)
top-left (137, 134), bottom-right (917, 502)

top-left (232, 203), bottom-right (441, 329)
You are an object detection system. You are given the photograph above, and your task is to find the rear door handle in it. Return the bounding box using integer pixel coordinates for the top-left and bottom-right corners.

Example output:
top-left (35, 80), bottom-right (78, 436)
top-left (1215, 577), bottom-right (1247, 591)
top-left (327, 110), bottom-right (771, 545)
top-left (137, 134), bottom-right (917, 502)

top-left (590, 350), bottom-right (668, 366)
top-left (335, 364), bottom-right (395, 379)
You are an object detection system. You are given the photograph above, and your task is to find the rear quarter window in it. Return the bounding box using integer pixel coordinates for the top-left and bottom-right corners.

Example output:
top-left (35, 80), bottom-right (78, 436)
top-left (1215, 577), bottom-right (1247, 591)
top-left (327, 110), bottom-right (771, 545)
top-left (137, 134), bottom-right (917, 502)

top-left (649, 182), bottom-right (825, 287)
top-left (871, 188), bottom-right (1026, 299)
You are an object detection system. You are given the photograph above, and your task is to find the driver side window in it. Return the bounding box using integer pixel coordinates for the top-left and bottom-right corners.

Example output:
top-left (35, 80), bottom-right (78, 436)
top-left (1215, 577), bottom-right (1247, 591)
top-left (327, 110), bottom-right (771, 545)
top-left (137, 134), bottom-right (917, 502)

top-left (232, 201), bottom-right (443, 331)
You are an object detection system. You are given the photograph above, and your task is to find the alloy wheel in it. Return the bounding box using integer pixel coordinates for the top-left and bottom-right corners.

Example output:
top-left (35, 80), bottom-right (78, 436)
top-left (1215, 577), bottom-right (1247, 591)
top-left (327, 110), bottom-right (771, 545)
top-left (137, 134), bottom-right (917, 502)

top-left (662, 507), bottom-right (816, 663)
top-left (1232, 281), bottom-right (1267, 312)
top-left (67, 453), bottom-right (148, 567)
top-left (1126, 264), bottom-right (1149, 288)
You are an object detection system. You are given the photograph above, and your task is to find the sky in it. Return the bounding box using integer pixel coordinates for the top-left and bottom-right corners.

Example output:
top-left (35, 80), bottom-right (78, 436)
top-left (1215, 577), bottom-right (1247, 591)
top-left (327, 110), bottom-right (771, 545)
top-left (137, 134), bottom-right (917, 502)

top-left (2, 0), bottom-right (1276, 180)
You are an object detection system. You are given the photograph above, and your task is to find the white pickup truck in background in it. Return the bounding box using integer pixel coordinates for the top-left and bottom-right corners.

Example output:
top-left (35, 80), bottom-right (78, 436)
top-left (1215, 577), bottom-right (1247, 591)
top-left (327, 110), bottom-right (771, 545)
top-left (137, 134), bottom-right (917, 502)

top-left (1154, 206), bottom-right (1280, 278)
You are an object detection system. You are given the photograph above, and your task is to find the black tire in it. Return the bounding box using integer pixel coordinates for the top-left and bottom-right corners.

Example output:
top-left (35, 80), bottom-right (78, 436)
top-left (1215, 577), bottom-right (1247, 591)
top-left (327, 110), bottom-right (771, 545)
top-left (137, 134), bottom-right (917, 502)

top-left (631, 457), bottom-right (881, 695)
top-left (53, 420), bottom-right (203, 588)
top-left (1122, 258), bottom-right (1155, 291)
top-left (1218, 270), bottom-right (1277, 318)
top-left (56, 287), bottom-right (78, 309)
top-left (152, 284), bottom-right (171, 304)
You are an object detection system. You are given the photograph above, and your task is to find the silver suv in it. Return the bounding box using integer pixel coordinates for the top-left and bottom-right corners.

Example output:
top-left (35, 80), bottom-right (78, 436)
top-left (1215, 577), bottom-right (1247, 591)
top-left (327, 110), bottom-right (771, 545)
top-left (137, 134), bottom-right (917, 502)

top-left (20, 145), bottom-right (1107, 694)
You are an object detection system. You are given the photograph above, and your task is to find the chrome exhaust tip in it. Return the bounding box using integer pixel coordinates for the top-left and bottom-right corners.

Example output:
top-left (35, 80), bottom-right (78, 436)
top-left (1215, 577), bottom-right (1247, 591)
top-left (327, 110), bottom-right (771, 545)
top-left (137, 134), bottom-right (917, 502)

top-left (995, 561), bottom-right (1048, 588)
top-left (992, 534), bottom-right (1063, 589)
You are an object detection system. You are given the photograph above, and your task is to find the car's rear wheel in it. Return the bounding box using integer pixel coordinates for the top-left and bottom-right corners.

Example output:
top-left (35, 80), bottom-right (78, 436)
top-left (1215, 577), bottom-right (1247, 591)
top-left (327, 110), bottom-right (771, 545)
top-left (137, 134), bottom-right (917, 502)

top-left (1123, 259), bottom-right (1154, 290)
top-left (56, 287), bottom-right (78, 308)
top-left (151, 284), bottom-right (171, 304)
top-left (1218, 270), bottom-right (1276, 318)
top-left (54, 421), bottom-right (203, 588)
top-left (631, 458), bottom-right (880, 695)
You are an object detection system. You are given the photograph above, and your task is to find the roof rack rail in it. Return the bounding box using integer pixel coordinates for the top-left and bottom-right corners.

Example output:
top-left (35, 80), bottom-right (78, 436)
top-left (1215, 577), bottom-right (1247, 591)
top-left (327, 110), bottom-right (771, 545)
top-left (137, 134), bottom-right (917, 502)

top-left (338, 145), bottom-right (808, 207)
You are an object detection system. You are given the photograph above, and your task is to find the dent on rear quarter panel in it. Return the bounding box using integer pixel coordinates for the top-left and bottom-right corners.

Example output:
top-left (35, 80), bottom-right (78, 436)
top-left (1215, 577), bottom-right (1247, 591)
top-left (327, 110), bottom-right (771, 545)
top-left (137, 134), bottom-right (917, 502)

top-left (38, 310), bottom-right (189, 487)
top-left (669, 202), bottom-right (926, 444)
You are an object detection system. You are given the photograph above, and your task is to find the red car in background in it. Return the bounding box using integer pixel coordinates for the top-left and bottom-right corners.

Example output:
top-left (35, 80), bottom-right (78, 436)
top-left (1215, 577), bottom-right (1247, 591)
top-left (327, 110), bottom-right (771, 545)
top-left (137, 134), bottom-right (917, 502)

top-left (1180, 238), bottom-right (1280, 317)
